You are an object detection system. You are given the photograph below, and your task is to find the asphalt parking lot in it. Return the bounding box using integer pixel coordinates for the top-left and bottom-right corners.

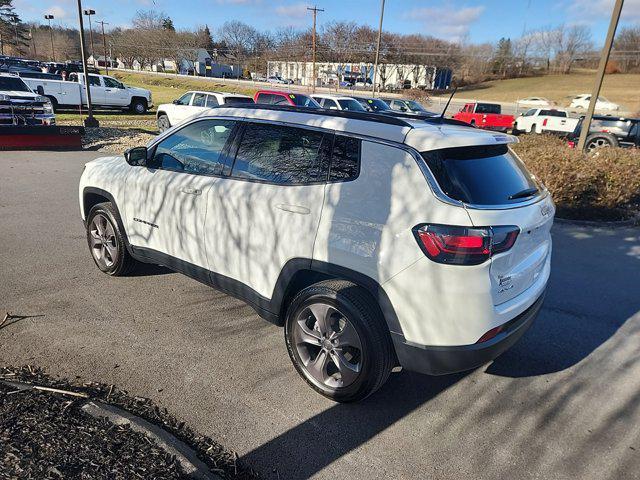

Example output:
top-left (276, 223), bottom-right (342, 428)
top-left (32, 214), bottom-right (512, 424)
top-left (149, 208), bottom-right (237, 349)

top-left (1, 150), bottom-right (639, 480)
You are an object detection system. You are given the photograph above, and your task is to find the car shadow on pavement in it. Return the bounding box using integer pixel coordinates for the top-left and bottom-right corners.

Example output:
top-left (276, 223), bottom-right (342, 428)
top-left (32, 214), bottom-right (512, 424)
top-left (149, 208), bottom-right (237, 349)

top-left (486, 224), bottom-right (640, 378)
top-left (127, 263), bottom-right (174, 277)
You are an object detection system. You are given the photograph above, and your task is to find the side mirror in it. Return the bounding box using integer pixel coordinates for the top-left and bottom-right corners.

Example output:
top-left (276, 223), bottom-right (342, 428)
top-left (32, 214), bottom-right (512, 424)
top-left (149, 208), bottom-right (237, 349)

top-left (124, 146), bottom-right (148, 166)
top-left (172, 99), bottom-right (180, 104)
top-left (36, 85), bottom-right (45, 95)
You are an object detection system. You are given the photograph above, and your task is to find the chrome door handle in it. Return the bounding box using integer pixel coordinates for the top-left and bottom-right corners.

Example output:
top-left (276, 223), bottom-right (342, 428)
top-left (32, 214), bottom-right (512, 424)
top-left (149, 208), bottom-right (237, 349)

top-left (180, 187), bottom-right (202, 195)
top-left (276, 204), bottom-right (310, 214)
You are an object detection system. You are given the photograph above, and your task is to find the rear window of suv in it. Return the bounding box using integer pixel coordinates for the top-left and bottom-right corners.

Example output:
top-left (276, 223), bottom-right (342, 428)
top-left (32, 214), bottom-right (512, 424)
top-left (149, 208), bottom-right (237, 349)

top-left (421, 144), bottom-right (541, 205)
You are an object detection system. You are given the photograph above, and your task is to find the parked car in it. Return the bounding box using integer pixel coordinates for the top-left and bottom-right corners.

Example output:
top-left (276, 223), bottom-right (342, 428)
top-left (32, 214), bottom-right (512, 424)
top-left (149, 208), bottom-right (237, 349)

top-left (517, 97), bottom-right (554, 108)
top-left (0, 72), bottom-right (55, 126)
top-left (354, 78), bottom-right (373, 89)
top-left (22, 73), bottom-right (152, 113)
top-left (311, 94), bottom-right (367, 111)
top-left (156, 91), bottom-right (254, 132)
top-left (513, 109), bottom-right (578, 135)
top-left (453, 102), bottom-right (515, 132)
top-left (570, 94), bottom-right (620, 111)
top-left (349, 96), bottom-right (393, 113)
top-left (381, 98), bottom-right (437, 115)
top-left (254, 90), bottom-right (321, 108)
top-left (79, 104), bottom-right (553, 402)
top-left (267, 75), bottom-right (286, 84)
top-left (567, 115), bottom-right (640, 152)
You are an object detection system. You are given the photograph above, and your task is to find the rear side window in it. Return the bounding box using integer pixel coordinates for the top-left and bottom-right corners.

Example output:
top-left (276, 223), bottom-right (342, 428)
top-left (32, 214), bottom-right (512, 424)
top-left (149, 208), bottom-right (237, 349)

top-left (256, 93), bottom-right (276, 104)
top-left (272, 94), bottom-right (291, 105)
top-left (192, 93), bottom-right (207, 107)
top-left (421, 144), bottom-right (540, 205)
top-left (206, 95), bottom-right (219, 107)
top-left (231, 123), bottom-right (328, 184)
top-left (476, 104), bottom-right (500, 114)
top-left (224, 96), bottom-right (253, 105)
top-left (329, 135), bottom-right (361, 182)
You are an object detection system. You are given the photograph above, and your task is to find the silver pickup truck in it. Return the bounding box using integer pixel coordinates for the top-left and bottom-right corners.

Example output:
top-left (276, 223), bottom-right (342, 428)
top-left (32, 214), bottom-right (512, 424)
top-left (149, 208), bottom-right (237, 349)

top-left (0, 72), bottom-right (55, 126)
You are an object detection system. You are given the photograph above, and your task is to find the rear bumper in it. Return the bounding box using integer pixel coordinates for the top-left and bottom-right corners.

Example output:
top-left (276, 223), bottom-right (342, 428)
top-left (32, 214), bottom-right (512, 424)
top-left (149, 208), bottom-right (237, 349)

top-left (392, 291), bottom-right (545, 376)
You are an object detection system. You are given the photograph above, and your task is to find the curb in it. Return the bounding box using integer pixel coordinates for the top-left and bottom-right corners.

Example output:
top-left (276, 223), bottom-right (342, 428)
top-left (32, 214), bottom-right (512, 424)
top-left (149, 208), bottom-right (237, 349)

top-left (0, 380), bottom-right (221, 480)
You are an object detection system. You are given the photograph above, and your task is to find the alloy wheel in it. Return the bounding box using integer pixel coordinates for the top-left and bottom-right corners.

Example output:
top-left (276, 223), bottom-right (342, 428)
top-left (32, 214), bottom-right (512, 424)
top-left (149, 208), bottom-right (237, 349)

top-left (89, 213), bottom-right (119, 269)
top-left (292, 303), bottom-right (363, 389)
top-left (587, 138), bottom-right (611, 152)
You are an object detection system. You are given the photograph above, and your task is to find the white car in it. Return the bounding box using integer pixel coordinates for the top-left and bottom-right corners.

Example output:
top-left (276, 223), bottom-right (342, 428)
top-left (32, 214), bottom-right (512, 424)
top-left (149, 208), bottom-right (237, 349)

top-left (79, 105), bottom-right (553, 402)
top-left (23, 73), bottom-right (152, 113)
top-left (513, 108), bottom-right (578, 134)
top-left (570, 94), bottom-right (620, 111)
top-left (0, 73), bottom-right (55, 125)
top-left (311, 94), bottom-right (367, 111)
top-left (156, 91), bottom-right (253, 131)
top-left (267, 76), bottom-right (286, 84)
top-left (517, 97), bottom-right (554, 108)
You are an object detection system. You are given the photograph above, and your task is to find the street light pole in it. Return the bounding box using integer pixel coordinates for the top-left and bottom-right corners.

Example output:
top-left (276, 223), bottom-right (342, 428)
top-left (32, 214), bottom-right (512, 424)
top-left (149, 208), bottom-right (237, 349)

top-left (372, 0), bottom-right (385, 96)
top-left (307, 5), bottom-right (324, 92)
top-left (77, 0), bottom-right (99, 127)
top-left (44, 14), bottom-right (55, 62)
top-left (577, 0), bottom-right (624, 151)
top-left (97, 20), bottom-right (109, 74)
top-left (83, 9), bottom-right (96, 66)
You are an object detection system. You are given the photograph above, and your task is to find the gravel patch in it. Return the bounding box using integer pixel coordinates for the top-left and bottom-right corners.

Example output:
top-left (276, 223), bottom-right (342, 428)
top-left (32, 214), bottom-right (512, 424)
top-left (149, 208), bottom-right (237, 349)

top-left (0, 366), bottom-right (259, 480)
top-left (82, 127), bottom-right (156, 153)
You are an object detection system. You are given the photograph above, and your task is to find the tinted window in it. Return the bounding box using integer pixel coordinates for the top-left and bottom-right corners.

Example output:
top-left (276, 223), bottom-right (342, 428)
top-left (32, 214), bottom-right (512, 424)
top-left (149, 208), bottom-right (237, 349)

top-left (475, 103), bottom-right (501, 114)
top-left (256, 93), bottom-right (276, 104)
top-left (272, 94), bottom-right (291, 105)
top-left (0, 76), bottom-right (30, 92)
top-left (151, 120), bottom-right (236, 175)
top-left (231, 123), bottom-right (327, 184)
top-left (88, 75), bottom-right (101, 87)
top-left (192, 93), bottom-right (207, 107)
top-left (103, 77), bottom-right (123, 88)
top-left (289, 94), bottom-right (320, 108)
top-left (224, 96), bottom-right (253, 105)
top-left (176, 92), bottom-right (193, 105)
top-left (329, 135), bottom-right (361, 182)
top-left (206, 95), bottom-right (219, 107)
top-left (323, 98), bottom-right (338, 109)
top-left (358, 98), bottom-right (389, 112)
top-left (522, 109), bottom-right (536, 116)
top-left (337, 99), bottom-right (366, 111)
top-left (421, 145), bottom-right (540, 205)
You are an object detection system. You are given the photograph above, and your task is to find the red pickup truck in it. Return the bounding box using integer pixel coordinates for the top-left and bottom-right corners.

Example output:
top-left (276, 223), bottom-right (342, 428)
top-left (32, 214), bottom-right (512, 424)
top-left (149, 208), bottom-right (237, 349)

top-left (453, 102), bottom-right (515, 132)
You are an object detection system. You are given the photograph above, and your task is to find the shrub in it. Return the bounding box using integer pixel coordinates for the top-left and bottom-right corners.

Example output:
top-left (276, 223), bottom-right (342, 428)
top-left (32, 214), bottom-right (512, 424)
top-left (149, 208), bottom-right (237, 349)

top-left (512, 135), bottom-right (640, 220)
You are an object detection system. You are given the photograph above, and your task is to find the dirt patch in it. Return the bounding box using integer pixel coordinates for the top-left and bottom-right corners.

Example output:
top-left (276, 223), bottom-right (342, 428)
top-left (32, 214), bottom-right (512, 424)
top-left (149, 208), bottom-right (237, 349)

top-left (0, 366), bottom-right (259, 480)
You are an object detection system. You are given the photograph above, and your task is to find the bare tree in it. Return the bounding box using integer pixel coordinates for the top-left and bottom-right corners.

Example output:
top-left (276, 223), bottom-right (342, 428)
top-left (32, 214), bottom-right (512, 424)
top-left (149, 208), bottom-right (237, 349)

top-left (555, 25), bottom-right (592, 74)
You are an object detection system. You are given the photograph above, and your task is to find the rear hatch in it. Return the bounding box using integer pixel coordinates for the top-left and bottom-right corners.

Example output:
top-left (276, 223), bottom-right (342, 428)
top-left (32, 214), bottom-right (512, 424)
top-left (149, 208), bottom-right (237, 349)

top-left (421, 143), bottom-right (554, 305)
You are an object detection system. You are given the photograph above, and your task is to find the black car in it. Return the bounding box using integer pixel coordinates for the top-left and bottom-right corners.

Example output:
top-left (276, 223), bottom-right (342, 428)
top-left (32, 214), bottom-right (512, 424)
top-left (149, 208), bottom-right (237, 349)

top-left (351, 96), bottom-right (438, 119)
top-left (381, 98), bottom-right (438, 116)
top-left (568, 115), bottom-right (640, 151)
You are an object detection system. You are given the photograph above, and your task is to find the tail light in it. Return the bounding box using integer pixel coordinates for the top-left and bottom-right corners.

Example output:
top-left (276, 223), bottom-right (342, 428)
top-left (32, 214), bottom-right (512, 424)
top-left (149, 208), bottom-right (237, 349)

top-left (568, 141), bottom-right (576, 149)
top-left (543, 118), bottom-right (548, 127)
top-left (413, 224), bottom-right (519, 266)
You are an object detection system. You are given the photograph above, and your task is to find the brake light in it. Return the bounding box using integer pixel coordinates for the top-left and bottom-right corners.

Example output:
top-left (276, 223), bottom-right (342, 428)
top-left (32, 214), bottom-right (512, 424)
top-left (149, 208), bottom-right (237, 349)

top-left (413, 224), bottom-right (519, 265)
top-left (476, 325), bottom-right (503, 343)
top-left (543, 118), bottom-right (548, 127)
top-left (568, 141), bottom-right (576, 148)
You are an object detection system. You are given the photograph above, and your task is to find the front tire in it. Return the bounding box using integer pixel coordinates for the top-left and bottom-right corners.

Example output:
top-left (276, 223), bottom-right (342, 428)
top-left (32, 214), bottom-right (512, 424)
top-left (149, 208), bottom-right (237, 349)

top-left (157, 114), bottom-right (171, 132)
top-left (284, 280), bottom-right (394, 403)
top-left (86, 202), bottom-right (138, 276)
top-left (585, 133), bottom-right (618, 152)
top-left (130, 98), bottom-right (148, 114)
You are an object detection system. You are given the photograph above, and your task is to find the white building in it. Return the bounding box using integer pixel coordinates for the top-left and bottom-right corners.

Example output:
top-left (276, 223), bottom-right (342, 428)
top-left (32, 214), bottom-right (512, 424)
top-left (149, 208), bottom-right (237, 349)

top-left (267, 61), bottom-right (451, 90)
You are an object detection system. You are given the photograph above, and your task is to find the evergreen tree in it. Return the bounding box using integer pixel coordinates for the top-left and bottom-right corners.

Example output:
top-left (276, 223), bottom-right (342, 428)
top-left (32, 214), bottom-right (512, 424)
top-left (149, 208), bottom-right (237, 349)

top-left (162, 17), bottom-right (175, 31)
top-left (492, 37), bottom-right (513, 76)
top-left (0, 0), bottom-right (29, 56)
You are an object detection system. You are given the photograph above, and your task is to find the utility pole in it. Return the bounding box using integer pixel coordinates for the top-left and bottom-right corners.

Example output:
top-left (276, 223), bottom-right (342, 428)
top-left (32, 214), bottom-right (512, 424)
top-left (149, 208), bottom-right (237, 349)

top-left (44, 14), bottom-right (55, 61)
top-left (83, 9), bottom-right (96, 66)
top-left (97, 20), bottom-right (109, 74)
top-left (307, 5), bottom-right (324, 93)
top-left (77, 0), bottom-right (99, 127)
top-left (371, 0), bottom-right (385, 96)
top-left (577, 0), bottom-right (624, 151)
top-left (30, 28), bottom-right (36, 57)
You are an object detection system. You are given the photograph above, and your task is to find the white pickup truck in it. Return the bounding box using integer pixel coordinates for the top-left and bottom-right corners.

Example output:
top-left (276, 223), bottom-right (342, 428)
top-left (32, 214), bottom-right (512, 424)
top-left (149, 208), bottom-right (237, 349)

top-left (22, 73), bottom-right (153, 114)
top-left (513, 108), bottom-right (578, 135)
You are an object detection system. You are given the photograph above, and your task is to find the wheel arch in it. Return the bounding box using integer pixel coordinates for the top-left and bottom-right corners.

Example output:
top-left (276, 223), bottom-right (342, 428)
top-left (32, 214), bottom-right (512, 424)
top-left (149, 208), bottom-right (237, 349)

top-left (270, 259), bottom-right (403, 337)
top-left (82, 187), bottom-right (132, 252)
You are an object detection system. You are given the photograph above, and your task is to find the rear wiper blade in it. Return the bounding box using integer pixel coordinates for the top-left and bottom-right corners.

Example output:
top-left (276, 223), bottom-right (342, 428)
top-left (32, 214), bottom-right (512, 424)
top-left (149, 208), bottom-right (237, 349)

top-left (508, 187), bottom-right (539, 200)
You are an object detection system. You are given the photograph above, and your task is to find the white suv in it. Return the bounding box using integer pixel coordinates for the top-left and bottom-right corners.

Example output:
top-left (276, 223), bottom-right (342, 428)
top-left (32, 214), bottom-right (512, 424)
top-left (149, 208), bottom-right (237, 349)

top-left (79, 105), bottom-right (554, 402)
top-left (156, 90), bottom-right (254, 132)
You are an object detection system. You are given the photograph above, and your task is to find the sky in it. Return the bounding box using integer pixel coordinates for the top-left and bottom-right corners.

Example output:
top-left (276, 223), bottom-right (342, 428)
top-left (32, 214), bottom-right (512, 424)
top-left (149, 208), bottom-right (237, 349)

top-left (13, 0), bottom-right (640, 45)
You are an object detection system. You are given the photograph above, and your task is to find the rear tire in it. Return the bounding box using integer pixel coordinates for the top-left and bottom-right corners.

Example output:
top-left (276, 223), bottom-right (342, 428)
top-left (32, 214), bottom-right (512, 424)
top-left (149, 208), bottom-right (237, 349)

top-left (585, 133), bottom-right (618, 152)
top-left (86, 202), bottom-right (138, 276)
top-left (284, 280), bottom-right (394, 403)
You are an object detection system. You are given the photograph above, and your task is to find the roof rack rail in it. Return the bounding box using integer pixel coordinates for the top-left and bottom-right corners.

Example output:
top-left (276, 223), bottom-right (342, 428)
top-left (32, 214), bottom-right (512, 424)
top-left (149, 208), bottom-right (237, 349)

top-left (219, 103), bottom-right (415, 128)
top-left (384, 111), bottom-right (472, 128)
